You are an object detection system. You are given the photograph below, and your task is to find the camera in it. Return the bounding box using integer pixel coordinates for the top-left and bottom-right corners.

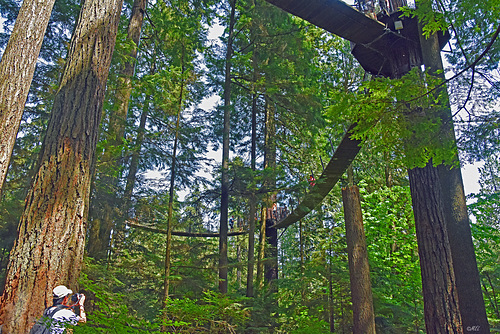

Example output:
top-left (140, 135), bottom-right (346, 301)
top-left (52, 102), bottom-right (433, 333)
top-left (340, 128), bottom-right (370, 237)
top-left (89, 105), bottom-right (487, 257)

top-left (71, 293), bottom-right (82, 303)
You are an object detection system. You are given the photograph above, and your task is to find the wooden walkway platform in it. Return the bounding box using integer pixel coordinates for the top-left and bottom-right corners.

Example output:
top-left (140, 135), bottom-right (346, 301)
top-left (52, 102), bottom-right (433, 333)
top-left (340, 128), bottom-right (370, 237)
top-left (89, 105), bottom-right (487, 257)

top-left (266, 0), bottom-right (386, 45)
top-left (265, 0), bottom-right (448, 78)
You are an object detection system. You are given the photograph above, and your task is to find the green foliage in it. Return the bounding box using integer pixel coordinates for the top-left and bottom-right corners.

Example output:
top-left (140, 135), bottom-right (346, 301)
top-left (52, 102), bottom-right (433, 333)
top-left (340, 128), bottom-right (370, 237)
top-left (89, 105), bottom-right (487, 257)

top-left (163, 291), bottom-right (250, 333)
top-left (459, 110), bottom-right (500, 162)
top-left (73, 271), bottom-right (159, 333)
top-left (277, 196), bottom-right (354, 333)
top-left (278, 308), bottom-right (329, 334)
top-left (3, 0), bottom-right (500, 332)
top-left (361, 183), bottom-right (424, 332)
top-left (74, 267), bottom-right (248, 333)
top-left (401, 0), bottom-right (448, 37)
top-left (401, 0), bottom-right (500, 166)
top-left (327, 68), bottom-right (457, 169)
top-left (468, 154), bottom-right (500, 328)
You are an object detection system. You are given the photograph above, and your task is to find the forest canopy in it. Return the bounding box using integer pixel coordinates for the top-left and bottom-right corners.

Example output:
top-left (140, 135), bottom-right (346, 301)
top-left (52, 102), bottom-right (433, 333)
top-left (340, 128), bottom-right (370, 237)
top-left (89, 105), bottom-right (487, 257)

top-left (0, 0), bottom-right (499, 333)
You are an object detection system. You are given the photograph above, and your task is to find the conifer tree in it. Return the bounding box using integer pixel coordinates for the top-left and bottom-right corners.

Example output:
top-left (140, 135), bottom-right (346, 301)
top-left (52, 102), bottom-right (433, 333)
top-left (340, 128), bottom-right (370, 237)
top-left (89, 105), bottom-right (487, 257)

top-left (0, 0), bottom-right (57, 196)
top-left (219, 0), bottom-right (236, 294)
top-left (0, 0), bottom-right (123, 332)
top-left (87, 0), bottom-right (148, 261)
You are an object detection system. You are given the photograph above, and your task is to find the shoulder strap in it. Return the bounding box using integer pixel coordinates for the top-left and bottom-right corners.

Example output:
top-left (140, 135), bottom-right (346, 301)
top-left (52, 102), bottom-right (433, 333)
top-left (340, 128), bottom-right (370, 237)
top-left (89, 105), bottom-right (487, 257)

top-left (44, 304), bottom-right (68, 318)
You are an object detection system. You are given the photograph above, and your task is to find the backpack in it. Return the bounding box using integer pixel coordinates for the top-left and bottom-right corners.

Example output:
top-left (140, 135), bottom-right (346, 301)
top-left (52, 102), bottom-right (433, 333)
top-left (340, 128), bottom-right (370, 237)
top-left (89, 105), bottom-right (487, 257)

top-left (28, 305), bottom-right (67, 334)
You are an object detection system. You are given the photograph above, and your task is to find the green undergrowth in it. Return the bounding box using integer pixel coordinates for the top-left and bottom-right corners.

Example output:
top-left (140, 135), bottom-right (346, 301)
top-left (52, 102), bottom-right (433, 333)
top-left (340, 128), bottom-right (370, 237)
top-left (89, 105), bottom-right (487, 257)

top-left (73, 261), bottom-right (250, 333)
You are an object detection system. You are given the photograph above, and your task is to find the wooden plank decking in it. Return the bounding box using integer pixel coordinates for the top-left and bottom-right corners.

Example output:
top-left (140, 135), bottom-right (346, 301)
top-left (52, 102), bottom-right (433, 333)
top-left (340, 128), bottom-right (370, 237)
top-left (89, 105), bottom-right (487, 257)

top-left (266, 0), bottom-right (386, 45)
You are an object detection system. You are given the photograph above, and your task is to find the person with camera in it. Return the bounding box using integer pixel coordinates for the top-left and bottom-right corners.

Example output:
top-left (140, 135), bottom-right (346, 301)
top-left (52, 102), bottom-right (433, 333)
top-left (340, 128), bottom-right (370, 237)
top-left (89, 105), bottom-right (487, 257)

top-left (44, 285), bottom-right (86, 334)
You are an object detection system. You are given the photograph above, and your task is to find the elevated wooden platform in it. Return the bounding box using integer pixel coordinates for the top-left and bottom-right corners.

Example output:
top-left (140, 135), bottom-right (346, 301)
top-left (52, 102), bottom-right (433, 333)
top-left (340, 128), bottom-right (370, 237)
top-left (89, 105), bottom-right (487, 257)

top-left (272, 125), bottom-right (362, 229)
top-left (266, 0), bottom-right (386, 45)
top-left (265, 0), bottom-right (448, 78)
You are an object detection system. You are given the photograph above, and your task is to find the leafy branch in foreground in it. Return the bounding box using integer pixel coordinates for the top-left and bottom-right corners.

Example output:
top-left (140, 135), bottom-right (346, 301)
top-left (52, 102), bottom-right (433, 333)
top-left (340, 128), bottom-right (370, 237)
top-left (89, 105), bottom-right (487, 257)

top-left (326, 68), bottom-right (457, 169)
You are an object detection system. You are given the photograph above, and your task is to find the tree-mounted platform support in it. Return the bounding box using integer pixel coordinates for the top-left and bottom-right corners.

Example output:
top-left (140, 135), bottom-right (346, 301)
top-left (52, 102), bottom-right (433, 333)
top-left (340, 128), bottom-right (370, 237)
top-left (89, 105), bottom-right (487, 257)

top-left (265, 0), bottom-right (448, 78)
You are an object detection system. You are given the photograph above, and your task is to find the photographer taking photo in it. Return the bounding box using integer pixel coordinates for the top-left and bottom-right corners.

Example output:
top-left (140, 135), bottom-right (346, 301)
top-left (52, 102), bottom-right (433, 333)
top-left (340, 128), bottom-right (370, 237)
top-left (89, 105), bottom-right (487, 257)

top-left (29, 285), bottom-right (86, 334)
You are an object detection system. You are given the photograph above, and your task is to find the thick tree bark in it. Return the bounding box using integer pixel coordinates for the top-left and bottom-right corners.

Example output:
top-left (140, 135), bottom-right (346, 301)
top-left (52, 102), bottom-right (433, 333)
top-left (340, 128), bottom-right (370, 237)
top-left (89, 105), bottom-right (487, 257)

top-left (0, 0), bottom-right (123, 332)
top-left (0, 0), bottom-right (57, 196)
top-left (87, 0), bottom-right (147, 261)
top-left (438, 164), bottom-right (488, 333)
top-left (219, 0), bottom-right (236, 295)
top-left (418, 27), bottom-right (489, 334)
top-left (408, 162), bottom-right (462, 334)
top-left (342, 185), bottom-right (376, 334)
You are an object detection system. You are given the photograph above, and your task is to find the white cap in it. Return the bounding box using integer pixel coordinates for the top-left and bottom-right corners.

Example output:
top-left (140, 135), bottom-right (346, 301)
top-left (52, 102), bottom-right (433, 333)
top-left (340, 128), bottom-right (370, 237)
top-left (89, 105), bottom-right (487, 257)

top-left (53, 285), bottom-right (73, 298)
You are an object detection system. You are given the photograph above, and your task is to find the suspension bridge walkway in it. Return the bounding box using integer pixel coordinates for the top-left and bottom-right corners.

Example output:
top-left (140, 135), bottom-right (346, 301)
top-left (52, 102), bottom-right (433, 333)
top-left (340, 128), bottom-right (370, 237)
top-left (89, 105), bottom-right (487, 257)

top-left (272, 125), bottom-right (361, 229)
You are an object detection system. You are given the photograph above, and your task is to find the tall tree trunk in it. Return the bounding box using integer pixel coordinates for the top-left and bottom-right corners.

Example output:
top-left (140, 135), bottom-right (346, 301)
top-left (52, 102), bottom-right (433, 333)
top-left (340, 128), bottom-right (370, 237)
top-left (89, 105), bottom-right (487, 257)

top-left (342, 185), bottom-right (376, 334)
top-left (236, 236), bottom-right (242, 289)
top-left (0, 0), bottom-right (57, 196)
top-left (264, 213), bottom-right (278, 284)
top-left (122, 98), bottom-right (149, 217)
top-left (162, 64), bottom-right (185, 309)
top-left (0, 0), bottom-right (123, 332)
top-left (256, 207), bottom-right (266, 291)
top-left (246, 9), bottom-right (259, 295)
top-left (263, 98), bottom-right (278, 288)
top-left (123, 103), bottom-right (149, 209)
top-left (327, 236), bottom-right (335, 333)
top-left (219, 0), bottom-right (236, 294)
top-left (122, 56), bottom-right (157, 221)
top-left (299, 219), bottom-right (304, 275)
top-left (112, 0), bottom-right (147, 136)
top-left (87, 0), bottom-right (147, 261)
top-left (384, 151), bottom-right (393, 188)
top-left (418, 26), bottom-right (489, 334)
top-left (246, 194), bottom-right (256, 297)
top-left (408, 162), bottom-right (462, 334)
top-left (298, 217), bottom-right (306, 302)
top-left (340, 285), bottom-right (346, 334)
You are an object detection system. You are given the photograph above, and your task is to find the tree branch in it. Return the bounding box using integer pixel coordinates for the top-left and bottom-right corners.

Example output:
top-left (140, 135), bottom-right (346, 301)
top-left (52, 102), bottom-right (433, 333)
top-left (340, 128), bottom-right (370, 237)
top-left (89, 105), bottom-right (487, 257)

top-left (408, 23), bottom-right (500, 103)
